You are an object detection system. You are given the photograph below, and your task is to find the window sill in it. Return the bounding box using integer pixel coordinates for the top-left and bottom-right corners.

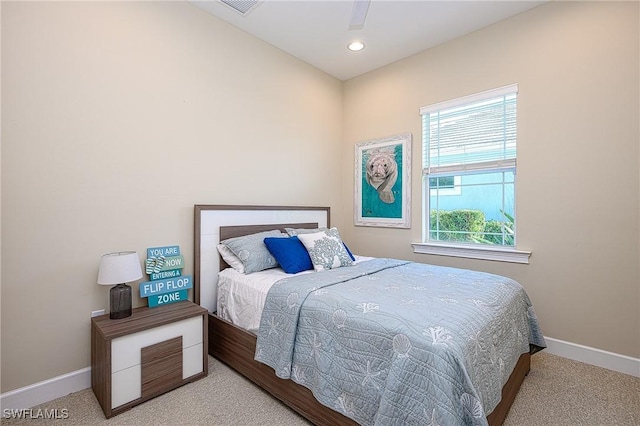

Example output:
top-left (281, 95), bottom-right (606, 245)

top-left (411, 242), bottom-right (531, 264)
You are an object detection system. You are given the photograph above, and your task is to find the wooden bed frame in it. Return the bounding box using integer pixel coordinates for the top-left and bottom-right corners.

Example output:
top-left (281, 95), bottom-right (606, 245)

top-left (194, 205), bottom-right (530, 425)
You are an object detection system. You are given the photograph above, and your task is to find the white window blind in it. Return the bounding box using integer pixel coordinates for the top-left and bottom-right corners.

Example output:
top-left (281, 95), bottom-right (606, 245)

top-left (422, 84), bottom-right (518, 175)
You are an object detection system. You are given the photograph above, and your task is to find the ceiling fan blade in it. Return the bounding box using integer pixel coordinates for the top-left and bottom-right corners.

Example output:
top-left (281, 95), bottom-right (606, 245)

top-left (349, 0), bottom-right (371, 31)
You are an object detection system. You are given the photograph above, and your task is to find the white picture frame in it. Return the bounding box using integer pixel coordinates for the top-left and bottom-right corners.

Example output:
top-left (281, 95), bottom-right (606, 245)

top-left (354, 133), bottom-right (411, 228)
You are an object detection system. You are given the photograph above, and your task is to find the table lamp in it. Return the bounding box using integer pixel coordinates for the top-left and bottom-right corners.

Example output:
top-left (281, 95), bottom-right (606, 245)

top-left (97, 251), bottom-right (143, 319)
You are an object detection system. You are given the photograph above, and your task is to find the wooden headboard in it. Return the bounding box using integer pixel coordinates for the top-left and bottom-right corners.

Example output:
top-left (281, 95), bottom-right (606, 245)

top-left (194, 205), bottom-right (330, 312)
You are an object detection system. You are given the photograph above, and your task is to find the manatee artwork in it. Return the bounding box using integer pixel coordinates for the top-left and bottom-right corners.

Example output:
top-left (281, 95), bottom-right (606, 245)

top-left (365, 150), bottom-right (398, 203)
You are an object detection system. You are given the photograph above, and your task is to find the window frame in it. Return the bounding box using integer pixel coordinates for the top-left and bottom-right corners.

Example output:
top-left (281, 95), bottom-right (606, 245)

top-left (414, 84), bottom-right (531, 264)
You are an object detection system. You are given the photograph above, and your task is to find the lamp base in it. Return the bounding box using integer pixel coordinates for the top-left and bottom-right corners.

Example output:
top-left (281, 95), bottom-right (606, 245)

top-left (110, 283), bottom-right (132, 319)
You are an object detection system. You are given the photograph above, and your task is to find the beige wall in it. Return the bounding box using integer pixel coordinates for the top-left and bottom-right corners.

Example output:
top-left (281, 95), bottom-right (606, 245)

top-left (2, 0), bottom-right (638, 396)
top-left (1, 1), bottom-right (343, 392)
top-left (342, 1), bottom-right (639, 358)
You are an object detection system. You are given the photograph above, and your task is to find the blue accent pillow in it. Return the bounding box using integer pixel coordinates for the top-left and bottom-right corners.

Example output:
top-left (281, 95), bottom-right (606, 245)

top-left (343, 242), bottom-right (355, 261)
top-left (263, 236), bottom-right (314, 274)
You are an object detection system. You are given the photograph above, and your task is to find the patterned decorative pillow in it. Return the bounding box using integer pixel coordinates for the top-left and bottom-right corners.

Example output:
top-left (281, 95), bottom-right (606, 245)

top-left (286, 227), bottom-right (355, 261)
top-left (220, 230), bottom-right (285, 274)
top-left (297, 228), bottom-right (354, 272)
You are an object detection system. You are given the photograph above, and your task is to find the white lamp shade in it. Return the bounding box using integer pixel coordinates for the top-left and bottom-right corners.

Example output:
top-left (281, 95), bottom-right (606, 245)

top-left (97, 251), bottom-right (143, 285)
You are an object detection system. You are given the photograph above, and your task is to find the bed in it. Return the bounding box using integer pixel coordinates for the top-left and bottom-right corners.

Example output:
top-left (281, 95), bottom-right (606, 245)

top-left (194, 205), bottom-right (545, 425)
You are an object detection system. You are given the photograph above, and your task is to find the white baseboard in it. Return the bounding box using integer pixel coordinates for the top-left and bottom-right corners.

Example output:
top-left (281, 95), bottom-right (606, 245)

top-left (1, 338), bottom-right (638, 410)
top-left (0, 367), bottom-right (91, 411)
top-left (543, 336), bottom-right (640, 378)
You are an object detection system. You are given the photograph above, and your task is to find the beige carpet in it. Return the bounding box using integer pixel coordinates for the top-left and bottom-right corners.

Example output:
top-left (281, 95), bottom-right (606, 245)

top-left (2, 352), bottom-right (638, 425)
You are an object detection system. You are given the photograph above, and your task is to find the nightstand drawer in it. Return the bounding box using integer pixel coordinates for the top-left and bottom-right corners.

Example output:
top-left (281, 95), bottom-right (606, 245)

top-left (110, 341), bottom-right (204, 409)
top-left (112, 316), bottom-right (202, 372)
top-left (183, 342), bottom-right (203, 378)
top-left (112, 365), bottom-right (141, 409)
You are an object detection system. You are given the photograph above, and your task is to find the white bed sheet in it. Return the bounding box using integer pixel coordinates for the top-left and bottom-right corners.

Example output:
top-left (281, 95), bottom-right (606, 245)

top-left (216, 255), bottom-right (373, 334)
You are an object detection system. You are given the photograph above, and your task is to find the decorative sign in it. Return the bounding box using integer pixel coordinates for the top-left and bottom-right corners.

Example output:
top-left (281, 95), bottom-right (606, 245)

top-left (140, 275), bottom-right (192, 298)
top-left (142, 245), bottom-right (187, 308)
top-left (147, 290), bottom-right (189, 307)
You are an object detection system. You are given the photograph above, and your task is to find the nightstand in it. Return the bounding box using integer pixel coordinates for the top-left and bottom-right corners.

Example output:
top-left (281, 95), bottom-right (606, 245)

top-left (91, 300), bottom-right (208, 418)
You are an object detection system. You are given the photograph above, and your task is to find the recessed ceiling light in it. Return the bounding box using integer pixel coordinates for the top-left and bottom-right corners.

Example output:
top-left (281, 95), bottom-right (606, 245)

top-left (347, 41), bottom-right (365, 52)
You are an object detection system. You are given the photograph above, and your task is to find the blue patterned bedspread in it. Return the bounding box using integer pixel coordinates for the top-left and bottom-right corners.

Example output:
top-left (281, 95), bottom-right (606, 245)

top-left (255, 258), bottom-right (546, 425)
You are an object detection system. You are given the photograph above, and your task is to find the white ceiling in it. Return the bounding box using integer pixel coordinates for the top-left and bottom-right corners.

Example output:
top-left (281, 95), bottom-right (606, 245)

top-left (191, 0), bottom-right (545, 81)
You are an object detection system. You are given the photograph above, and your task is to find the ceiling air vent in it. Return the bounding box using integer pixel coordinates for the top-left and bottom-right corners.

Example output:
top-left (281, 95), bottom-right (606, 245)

top-left (220, 0), bottom-right (262, 16)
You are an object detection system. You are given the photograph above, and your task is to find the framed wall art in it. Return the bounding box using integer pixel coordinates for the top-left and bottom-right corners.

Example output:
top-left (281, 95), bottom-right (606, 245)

top-left (354, 133), bottom-right (411, 228)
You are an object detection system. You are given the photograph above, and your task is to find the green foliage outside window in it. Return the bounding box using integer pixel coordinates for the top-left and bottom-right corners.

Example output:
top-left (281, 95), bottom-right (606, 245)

top-left (430, 209), bottom-right (514, 246)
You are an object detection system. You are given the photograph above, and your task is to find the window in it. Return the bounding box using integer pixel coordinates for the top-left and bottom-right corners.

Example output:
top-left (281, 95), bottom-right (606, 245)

top-left (414, 84), bottom-right (529, 263)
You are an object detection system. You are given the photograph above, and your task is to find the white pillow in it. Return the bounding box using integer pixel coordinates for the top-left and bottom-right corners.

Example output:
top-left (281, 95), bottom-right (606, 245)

top-left (217, 244), bottom-right (246, 273)
top-left (297, 227), bottom-right (354, 272)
